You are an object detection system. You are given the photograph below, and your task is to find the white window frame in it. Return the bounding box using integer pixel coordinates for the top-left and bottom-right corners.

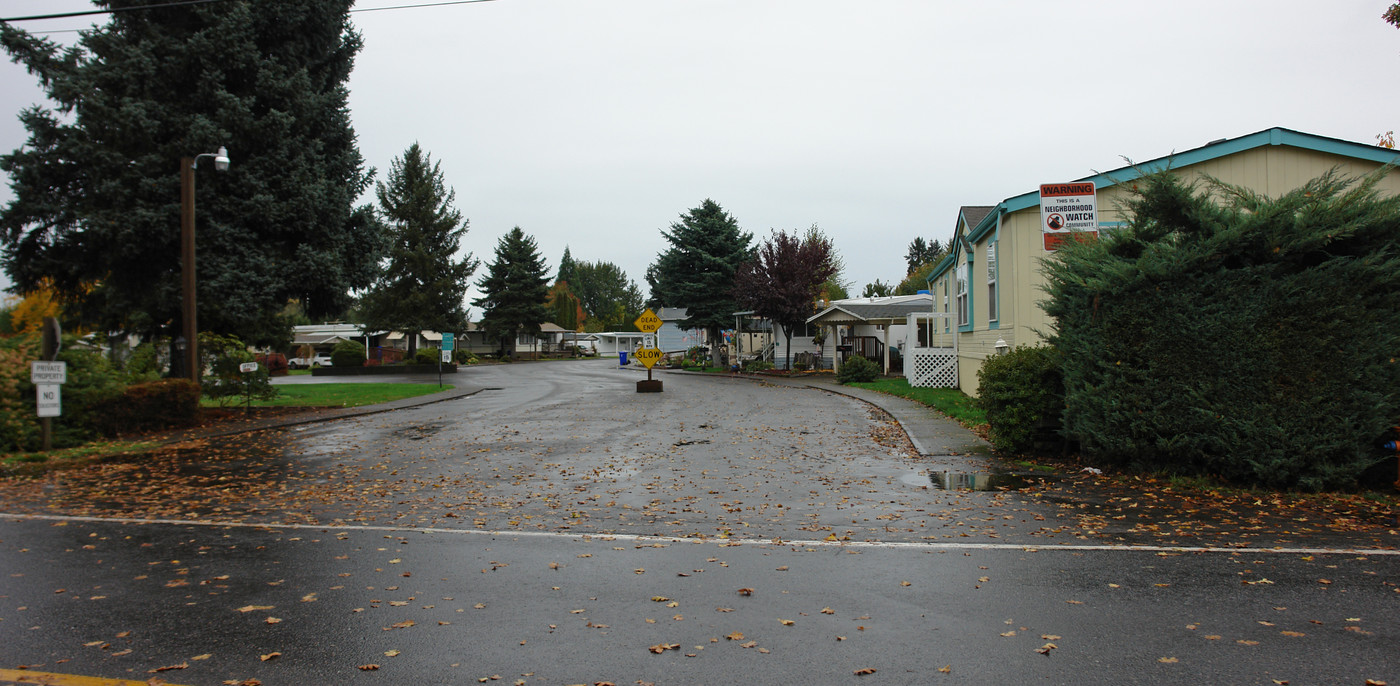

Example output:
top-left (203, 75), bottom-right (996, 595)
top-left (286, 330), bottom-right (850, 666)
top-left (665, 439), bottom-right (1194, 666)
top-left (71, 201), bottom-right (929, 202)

top-left (986, 241), bottom-right (998, 324)
top-left (955, 262), bottom-right (969, 328)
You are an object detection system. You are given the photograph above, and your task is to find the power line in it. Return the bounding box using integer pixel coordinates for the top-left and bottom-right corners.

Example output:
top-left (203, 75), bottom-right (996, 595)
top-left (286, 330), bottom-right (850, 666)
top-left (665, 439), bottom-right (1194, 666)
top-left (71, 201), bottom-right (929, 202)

top-left (0, 0), bottom-right (226, 22)
top-left (353, 0), bottom-right (497, 13)
top-left (1, 0), bottom-right (496, 24)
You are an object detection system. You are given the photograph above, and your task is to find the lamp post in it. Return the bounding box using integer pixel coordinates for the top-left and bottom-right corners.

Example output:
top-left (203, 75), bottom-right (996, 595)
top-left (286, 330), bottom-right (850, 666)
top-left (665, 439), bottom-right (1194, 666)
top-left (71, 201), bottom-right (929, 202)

top-left (180, 146), bottom-right (230, 383)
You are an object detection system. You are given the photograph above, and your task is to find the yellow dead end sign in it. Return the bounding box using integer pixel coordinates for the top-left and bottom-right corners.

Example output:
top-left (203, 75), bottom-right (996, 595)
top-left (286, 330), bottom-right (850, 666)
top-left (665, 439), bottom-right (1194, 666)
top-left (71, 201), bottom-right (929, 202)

top-left (634, 308), bottom-right (663, 333)
top-left (632, 309), bottom-right (665, 392)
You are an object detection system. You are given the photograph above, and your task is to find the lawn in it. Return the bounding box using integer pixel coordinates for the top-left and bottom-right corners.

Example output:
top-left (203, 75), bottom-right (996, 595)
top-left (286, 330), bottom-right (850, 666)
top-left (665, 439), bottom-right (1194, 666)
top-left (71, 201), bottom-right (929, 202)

top-left (844, 376), bottom-right (986, 428)
top-left (203, 383), bottom-right (452, 409)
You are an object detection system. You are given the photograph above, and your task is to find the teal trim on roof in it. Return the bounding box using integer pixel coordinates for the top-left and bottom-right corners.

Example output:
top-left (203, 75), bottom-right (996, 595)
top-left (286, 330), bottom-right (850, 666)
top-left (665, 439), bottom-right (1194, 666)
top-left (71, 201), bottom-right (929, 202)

top-left (962, 127), bottom-right (1400, 244)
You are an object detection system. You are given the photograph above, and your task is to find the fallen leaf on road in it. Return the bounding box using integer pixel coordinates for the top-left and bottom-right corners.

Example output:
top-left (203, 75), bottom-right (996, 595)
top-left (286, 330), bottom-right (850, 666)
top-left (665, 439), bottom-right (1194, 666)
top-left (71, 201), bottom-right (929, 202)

top-left (385, 649), bottom-right (401, 657)
top-left (236, 605), bottom-right (274, 613)
top-left (780, 619), bottom-right (794, 626)
top-left (648, 643), bottom-right (679, 653)
top-left (358, 665), bottom-right (380, 671)
top-left (737, 588), bottom-right (754, 596)
top-left (1036, 643), bottom-right (1057, 655)
top-left (1158, 657), bottom-right (1178, 663)
top-left (150, 663), bottom-right (189, 672)
top-left (725, 631), bottom-right (744, 641)
top-left (191, 654), bottom-right (212, 661)
top-left (1280, 631), bottom-right (1305, 637)
top-left (821, 607), bottom-right (835, 615)
top-left (260, 652), bottom-right (281, 662)
top-left (854, 668), bottom-right (877, 675)
top-left (938, 665), bottom-right (951, 674)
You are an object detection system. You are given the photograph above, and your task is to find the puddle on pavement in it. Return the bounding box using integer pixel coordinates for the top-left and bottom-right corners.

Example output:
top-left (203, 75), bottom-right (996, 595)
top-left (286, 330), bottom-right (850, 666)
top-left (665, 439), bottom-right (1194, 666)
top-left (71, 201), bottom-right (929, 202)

top-left (392, 421), bottom-right (448, 441)
top-left (903, 469), bottom-right (1057, 491)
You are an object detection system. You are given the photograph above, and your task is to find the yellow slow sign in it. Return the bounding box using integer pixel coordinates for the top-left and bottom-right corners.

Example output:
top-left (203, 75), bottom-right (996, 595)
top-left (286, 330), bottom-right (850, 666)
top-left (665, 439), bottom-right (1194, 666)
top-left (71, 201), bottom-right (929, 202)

top-left (634, 347), bottom-right (663, 369)
top-left (634, 308), bottom-right (663, 333)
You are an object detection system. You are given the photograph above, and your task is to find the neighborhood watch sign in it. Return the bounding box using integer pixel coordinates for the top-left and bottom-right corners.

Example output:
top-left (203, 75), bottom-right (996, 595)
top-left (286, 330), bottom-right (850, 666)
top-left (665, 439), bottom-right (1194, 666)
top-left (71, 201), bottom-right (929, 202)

top-left (1039, 182), bottom-right (1098, 251)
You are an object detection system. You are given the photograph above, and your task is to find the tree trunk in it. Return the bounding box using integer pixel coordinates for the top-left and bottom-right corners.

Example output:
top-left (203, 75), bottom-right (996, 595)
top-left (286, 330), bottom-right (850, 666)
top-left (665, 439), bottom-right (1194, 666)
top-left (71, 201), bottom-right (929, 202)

top-left (783, 326), bottom-right (792, 371)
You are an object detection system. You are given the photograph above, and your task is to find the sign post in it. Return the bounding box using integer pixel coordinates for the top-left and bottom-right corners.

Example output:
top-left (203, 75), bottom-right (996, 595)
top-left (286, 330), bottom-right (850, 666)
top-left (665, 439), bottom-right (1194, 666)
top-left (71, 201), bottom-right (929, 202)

top-left (1039, 182), bottom-right (1098, 251)
top-left (633, 309), bottom-right (664, 393)
top-left (34, 317), bottom-right (63, 451)
top-left (439, 332), bottom-right (455, 388)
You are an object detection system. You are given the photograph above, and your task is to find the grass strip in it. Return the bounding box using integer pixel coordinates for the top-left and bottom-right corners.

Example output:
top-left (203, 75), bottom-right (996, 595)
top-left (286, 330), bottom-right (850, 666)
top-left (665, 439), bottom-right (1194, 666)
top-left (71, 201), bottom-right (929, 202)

top-left (202, 383), bottom-right (451, 409)
top-left (844, 377), bottom-right (987, 428)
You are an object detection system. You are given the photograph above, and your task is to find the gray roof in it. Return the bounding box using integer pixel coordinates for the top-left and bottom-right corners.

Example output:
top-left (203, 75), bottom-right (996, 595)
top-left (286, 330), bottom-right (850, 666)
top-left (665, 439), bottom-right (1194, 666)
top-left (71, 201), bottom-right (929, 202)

top-left (807, 296), bottom-right (934, 324)
top-left (960, 205), bottom-right (995, 230)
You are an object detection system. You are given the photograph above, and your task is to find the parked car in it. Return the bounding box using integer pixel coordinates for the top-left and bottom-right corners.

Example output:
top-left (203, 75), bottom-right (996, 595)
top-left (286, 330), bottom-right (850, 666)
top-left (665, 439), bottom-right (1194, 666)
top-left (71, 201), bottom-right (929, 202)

top-left (288, 353), bottom-right (334, 369)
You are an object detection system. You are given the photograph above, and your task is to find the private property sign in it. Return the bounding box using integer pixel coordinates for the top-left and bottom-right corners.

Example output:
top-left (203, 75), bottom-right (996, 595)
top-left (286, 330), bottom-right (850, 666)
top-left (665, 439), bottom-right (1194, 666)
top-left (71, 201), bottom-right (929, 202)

top-left (1040, 182), bottom-right (1097, 251)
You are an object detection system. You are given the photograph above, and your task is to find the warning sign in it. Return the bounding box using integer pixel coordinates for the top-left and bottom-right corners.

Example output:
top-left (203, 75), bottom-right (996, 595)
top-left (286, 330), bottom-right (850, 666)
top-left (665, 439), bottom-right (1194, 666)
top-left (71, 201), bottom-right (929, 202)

top-left (1040, 182), bottom-right (1098, 251)
top-left (634, 347), bottom-right (663, 369)
top-left (634, 309), bottom-right (663, 333)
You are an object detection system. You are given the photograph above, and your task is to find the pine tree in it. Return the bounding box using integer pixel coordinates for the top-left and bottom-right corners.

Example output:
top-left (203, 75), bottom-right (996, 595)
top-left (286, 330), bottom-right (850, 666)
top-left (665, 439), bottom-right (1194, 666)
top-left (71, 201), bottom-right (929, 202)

top-left (572, 260), bottom-right (643, 331)
top-left (0, 1), bottom-right (382, 347)
top-left (556, 246), bottom-right (578, 286)
top-left (358, 143), bottom-right (478, 355)
top-left (473, 227), bottom-right (550, 355)
top-left (646, 199), bottom-right (753, 359)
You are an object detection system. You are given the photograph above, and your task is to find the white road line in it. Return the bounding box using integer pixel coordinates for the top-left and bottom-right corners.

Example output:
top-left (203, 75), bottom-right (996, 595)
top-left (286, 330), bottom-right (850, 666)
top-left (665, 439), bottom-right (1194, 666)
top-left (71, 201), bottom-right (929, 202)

top-left (2, 511), bottom-right (1396, 556)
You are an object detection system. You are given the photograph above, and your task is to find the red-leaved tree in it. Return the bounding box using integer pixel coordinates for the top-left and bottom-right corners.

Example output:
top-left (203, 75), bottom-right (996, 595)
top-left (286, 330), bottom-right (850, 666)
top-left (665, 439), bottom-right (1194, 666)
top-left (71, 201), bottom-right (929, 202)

top-left (733, 227), bottom-right (839, 370)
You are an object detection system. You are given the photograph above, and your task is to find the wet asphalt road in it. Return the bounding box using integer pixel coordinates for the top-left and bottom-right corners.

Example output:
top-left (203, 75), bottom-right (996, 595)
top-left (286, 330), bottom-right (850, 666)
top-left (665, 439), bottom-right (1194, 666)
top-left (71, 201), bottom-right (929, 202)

top-left (1, 360), bottom-right (1397, 684)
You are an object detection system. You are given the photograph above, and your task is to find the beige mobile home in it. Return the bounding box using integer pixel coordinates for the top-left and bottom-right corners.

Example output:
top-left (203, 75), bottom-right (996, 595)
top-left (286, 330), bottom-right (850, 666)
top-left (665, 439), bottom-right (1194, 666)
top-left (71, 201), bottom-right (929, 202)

top-left (927, 127), bottom-right (1400, 394)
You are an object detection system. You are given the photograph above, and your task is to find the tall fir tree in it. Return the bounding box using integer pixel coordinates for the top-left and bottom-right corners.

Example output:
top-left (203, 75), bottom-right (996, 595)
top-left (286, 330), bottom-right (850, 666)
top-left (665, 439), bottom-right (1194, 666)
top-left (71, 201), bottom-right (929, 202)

top-left (646, 199), bottom-right (753, 359)
top-left (473, 227), bottom-right (550, 355)
top-left (358, 143), bottom-right (477, 355)
top-left (556, 246), bottom-right (578, 286)
top-left (0, 1), bottom-right (383, 348)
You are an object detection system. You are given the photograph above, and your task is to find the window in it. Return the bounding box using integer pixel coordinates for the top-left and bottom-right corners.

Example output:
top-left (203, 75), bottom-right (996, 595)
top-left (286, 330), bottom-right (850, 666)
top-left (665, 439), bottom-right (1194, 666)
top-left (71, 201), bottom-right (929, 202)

top-left (986, 241), bottom-right (998, 323)
top-left (942, 279), bottom-right (950, 332)
top-left (955, 262), bottom-right (969, 328)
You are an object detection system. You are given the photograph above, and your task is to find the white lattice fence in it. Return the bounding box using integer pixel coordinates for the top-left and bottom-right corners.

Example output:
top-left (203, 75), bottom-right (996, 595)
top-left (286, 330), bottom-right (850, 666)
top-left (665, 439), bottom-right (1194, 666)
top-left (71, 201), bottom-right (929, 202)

top-left (905, 311), bottom-right (956, 388)
top-left (909, 348), bottom-right (957, 388)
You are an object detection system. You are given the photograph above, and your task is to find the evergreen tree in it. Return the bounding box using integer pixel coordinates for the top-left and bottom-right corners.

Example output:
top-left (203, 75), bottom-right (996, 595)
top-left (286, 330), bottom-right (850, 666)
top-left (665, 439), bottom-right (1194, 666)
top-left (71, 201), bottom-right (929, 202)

top-left (556, 246), bottom-right (578, 286)
top-left (572, 260), bottom-right (643, 331)
top-left (358, 143), bottom-right (478, 355)
top-left (473, 227), bottom-right (550, 355)
top-left (0, 1), bottom-right (383, 347)
top-left (646, 199), bottom-right (753, 359)
top-left (862, 280), bottom-right (893, 297)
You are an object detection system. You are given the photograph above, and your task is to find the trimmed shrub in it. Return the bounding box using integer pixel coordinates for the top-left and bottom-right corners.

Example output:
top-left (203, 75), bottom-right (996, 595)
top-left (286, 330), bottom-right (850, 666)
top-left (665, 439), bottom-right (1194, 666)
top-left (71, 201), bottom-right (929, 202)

top-left (836, 355), bottom-right (879, 384)
top-left (453, 349), bottom-right (478, 365)
top-left (977, 345), bottom-right (1064, 455)
top-left (331, 339), bottom-right (367, 367)
top-left (91, 379), bottom-right (200, 435)
top-left (1042, 170), bottom-right (1400, 490)
top-left (413, 347), bottom-right (441, 365)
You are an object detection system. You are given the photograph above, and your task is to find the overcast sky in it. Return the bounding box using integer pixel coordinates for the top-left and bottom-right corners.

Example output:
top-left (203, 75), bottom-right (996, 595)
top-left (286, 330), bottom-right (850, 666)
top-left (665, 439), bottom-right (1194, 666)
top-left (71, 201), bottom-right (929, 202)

top-left (1, 0), bottom-right (1398, 309)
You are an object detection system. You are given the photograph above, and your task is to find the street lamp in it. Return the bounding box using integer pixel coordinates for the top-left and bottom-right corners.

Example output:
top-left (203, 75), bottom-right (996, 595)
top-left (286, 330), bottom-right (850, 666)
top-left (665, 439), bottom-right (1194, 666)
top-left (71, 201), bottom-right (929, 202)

top-left (180, 145), bottom-right (230, 382)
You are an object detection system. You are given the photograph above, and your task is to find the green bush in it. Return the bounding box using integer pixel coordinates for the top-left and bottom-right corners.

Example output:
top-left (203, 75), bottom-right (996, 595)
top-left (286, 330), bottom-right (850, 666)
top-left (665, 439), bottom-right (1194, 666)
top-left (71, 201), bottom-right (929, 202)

top-left (742, 359), bottom-right (774, 372)
top-left (1042, 170), bottom-right (1400, 490)
top-left (121, 342), bottom-right (162, 383)
top-left (412, 347), bottom-right (441, 365)
top-left (91, 379), bottom-right (200, 435)
top-left (836, 355), bottom-right (879, 384)
top-left (453, 349), bottom-right (478, 365)
top-left (977, 345), bottom-right (1064, 454)
top-left (0, 334), bottom-right (126, 452)
top-left (200, 333), bottom-right (276, 407)
top-left (331, 339), bottom-right (367, 367)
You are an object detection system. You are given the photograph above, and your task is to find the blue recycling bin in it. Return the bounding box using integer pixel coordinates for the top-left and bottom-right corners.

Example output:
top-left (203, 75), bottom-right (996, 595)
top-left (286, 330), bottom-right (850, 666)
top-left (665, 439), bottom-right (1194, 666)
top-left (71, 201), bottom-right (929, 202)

top-left (619, 351), bottom-right (628, 366)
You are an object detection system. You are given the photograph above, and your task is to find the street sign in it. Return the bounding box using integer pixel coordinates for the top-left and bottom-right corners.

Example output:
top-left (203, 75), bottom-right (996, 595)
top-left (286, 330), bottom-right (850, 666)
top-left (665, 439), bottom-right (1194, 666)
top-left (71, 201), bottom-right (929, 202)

top-left (442, 332), bottom-right (454, 351)
top-left (30, 361), bottom-right (66, 385)
top-left (1040, 181), bottom-right (1098, 251)
top-left (634, 309), bottom-right (663, 333)
top-left (642, 333), bottom-right (655, 349)
top-left (634, 347), bottom-right (663, 369)
top-left (441, 350), bottom-right (452, 363)
top-left (239, 362), bottom-right (258, 373)
top-left (36, 384), bottom-right (60, 417)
